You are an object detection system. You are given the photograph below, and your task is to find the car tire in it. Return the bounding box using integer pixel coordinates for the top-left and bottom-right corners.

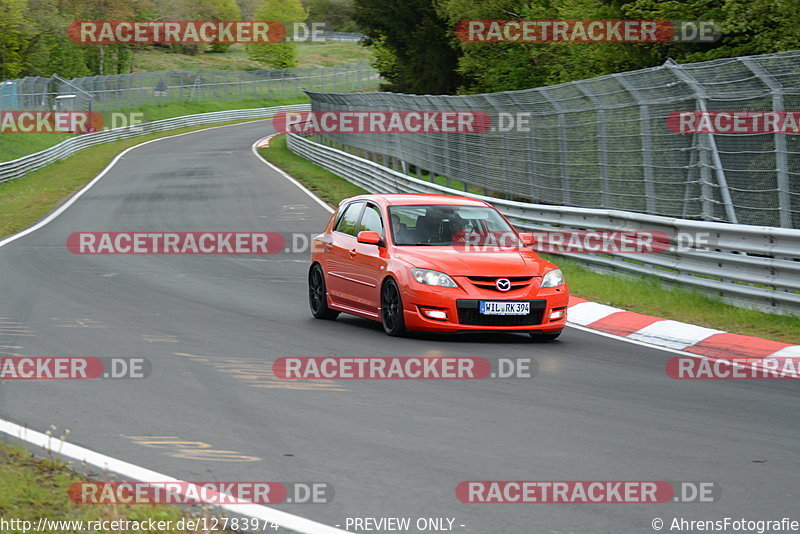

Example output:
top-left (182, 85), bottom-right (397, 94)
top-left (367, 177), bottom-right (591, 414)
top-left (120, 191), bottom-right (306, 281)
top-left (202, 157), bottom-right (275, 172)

top-left (381, 278), bottom-right (407, 337)
top-left (529, 331), bottom-right (561, 341)
top-left (309, 264), bottom-right (339, 320)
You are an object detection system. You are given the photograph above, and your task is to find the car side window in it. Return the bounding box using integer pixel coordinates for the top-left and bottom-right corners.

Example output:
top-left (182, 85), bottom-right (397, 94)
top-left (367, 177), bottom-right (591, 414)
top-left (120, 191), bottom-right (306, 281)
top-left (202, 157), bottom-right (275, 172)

top-left (335, 202), bottom-right (364, 236)
top-left (358, 204), bottom-right (384, 235)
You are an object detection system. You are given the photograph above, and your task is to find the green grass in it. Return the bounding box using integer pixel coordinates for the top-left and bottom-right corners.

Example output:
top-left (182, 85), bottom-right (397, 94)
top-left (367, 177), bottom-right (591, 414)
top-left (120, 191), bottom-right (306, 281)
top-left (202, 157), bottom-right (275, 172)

top-left (0, 97), bottom-right (307, 163)
top-left (546, 254), bottom-right (800, 344)
top-left (264, 133), bottom-right (800, 344)
top-left (112, 97), bottom-right (308, 123)
top-left (0, 133), bottom-right (75, 163)
top-left (257, 133), bottom-right (367, 206)
top-left (0, 440), bottom-right (232, 533)
top-left (0, 117), bottom-right (266, 238)
top-left (132, 42), bottom-right (372, 72)
top-left (296, 41), bottom-right (373, 66)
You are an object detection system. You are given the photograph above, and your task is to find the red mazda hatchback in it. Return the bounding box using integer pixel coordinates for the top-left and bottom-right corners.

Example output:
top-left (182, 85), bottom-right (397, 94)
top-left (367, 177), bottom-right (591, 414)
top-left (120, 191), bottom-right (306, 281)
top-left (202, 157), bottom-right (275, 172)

top-left (308, 194), bottom-right (569, 338)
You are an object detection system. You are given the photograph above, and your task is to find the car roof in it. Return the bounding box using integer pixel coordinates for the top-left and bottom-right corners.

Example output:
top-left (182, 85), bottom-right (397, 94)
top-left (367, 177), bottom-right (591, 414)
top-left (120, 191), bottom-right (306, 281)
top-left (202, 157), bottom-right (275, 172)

top-left (340, 194), bottom-right (490, 207)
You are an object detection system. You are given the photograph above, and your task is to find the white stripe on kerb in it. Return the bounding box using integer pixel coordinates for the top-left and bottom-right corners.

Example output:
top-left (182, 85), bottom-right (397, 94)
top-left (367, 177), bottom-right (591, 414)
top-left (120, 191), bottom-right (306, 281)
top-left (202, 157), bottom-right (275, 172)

top-left (567, 301), bottom-right (625, 326)
top-left (627, 320), bottom-right (725, 350)
top-left (767, 345), bottom-right (800, 359)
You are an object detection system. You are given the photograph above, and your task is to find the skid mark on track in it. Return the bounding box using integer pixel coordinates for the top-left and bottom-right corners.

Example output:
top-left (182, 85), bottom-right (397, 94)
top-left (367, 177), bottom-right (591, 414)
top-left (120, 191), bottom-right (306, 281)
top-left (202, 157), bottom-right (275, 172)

top-left (0, 320), bottom-right (34, 336)
top-left (273, 204), bottom-right (312, 221)
top-left (122, 435), bottom-right (261, 462)
top-left (175, 352), bottom-right (348, 392)
top-left (143, 334), bottom-right (181, 343)
top-left (52, 317), bottom-right (107, 328)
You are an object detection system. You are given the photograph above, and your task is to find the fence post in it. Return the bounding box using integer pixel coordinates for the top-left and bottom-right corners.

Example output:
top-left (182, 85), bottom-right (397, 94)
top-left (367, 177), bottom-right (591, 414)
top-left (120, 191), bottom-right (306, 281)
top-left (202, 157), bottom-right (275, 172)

top-left (540, 90), bottom-right (572, 205)
top-left (666, 59), bottom-right (738, 224)
top-left (614, 73), bottom-right (658, 214)
top-left (739, 57), bottom-right (792, 228)
top-left (575, 81), bottom-right (611, 208)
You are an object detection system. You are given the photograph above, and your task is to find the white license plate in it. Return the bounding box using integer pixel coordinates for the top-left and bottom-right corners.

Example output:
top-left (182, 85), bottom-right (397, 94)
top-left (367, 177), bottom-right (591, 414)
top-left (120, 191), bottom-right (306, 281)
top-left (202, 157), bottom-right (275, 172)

top-left (479, 301), bottom-right (530, 315)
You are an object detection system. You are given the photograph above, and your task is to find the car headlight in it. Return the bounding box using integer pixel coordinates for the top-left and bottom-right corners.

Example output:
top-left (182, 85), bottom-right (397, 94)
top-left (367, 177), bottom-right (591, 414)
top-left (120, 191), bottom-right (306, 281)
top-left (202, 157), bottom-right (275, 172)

top-left (541, 268), bottom-right (564, 288)
top-left (411, 268), bottom-right (457, 288)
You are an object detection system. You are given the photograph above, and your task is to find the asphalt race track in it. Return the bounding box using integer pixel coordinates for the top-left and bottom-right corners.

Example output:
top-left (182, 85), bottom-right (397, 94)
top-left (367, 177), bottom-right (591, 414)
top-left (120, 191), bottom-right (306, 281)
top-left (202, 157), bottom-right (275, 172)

top-left (1, 119), bottom-right (797, 533)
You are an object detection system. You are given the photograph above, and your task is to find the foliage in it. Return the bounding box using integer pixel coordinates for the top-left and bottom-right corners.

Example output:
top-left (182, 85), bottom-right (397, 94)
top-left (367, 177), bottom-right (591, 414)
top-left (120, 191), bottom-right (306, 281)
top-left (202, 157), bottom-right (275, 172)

top-left (353, 0), bottom-right (462, 94)
top-left (246, 0), bottom-right (308, 68)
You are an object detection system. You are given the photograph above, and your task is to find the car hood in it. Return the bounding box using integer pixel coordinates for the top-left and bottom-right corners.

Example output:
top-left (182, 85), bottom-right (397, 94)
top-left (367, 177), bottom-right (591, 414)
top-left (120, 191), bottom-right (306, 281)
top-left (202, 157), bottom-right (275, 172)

top-left (393, 247), bottom-right (548, 277)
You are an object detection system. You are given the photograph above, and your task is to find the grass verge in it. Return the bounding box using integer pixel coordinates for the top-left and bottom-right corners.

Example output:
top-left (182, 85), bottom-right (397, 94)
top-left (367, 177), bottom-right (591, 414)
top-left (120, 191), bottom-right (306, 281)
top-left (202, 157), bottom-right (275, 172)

top-left (257, 133), bottom-right (367, 206)
top-left (0, 117), bottom-right (268, 238)
top-left (0, 439), bottom-right (232, 533)
top-left (261, 133), bottom-right (800, 344)
top-left (131, 42), bottom-right (372, 71)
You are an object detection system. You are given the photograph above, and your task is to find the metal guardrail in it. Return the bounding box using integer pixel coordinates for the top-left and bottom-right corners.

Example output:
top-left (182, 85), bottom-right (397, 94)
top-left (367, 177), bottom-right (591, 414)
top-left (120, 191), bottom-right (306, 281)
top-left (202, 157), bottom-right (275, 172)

top-left (287, 133), bottom-right (800, 316)
top-left (311, 31), bottom-right (364, 42)
top-left (0, 104), bottom-right (310, 184)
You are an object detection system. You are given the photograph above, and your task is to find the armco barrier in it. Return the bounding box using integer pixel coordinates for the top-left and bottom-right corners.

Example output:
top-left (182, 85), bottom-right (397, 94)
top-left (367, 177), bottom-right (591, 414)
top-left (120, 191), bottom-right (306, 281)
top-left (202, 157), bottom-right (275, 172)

top-left (0, 105), bottom-right (310, 184)
top-left (287, 133), bottom-right (800, 316)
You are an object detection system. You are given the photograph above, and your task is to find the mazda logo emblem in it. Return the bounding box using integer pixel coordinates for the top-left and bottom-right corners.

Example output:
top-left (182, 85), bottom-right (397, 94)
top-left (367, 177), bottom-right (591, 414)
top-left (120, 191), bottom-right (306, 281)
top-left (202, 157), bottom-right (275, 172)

top-left (496, 278), bottom-right (511, 291)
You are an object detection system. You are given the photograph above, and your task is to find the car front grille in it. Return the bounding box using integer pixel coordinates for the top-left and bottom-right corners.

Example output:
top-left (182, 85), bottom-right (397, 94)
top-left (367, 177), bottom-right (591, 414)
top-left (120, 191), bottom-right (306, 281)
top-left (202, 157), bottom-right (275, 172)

top-left (456, 299), bottom-right (547, 327)
top-left (466, 276), bottom-right (535, 292)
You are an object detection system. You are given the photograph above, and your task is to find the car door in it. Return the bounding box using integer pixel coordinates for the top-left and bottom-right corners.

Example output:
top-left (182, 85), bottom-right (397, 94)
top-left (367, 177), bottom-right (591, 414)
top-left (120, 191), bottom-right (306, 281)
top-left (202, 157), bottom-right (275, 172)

top-left (325, 201), bottom-right (364, 308)
top-left (349, 202), bottom-right (389, 314)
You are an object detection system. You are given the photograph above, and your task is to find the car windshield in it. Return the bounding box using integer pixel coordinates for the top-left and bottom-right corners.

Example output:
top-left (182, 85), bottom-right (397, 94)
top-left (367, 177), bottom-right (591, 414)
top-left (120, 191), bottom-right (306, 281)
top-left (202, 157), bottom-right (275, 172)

top-left (388, 204), bottom-right (518, 246)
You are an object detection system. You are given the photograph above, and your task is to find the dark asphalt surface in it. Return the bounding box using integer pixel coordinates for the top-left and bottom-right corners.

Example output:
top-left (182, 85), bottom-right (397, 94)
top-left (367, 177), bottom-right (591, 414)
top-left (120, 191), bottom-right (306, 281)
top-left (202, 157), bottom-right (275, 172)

top-left (1, 120), bottom-right (798, 533)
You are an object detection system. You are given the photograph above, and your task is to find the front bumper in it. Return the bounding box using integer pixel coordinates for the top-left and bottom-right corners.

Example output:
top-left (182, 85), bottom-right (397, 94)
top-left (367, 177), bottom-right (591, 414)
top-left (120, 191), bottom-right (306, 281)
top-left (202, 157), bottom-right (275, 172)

top-left (400, 278), bottom-right (569, 333)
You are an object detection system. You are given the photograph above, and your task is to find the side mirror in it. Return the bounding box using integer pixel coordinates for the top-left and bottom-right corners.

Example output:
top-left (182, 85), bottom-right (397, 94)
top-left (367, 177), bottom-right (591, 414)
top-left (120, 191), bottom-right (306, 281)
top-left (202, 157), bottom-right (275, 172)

top-left (518, 232), bottom-right (536, 246)
top-left (357, 231), bottom-right (382, 245)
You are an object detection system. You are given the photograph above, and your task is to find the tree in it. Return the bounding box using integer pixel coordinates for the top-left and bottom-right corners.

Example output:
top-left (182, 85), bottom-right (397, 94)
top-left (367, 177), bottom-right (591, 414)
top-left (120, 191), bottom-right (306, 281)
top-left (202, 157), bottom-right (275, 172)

top-left (61, 0), bottom-right (144, 73)
top-left (23, 0), bottom-right (91, 78)
top-left (246, 0), bottom-right (307, 68)
top-left (0, 0), bottom-right (29, 79)
top-left (353, 0), bottom-right (462, 94)
top-left (303, 0), bottom-right (358, 32)
top-left (202, 0), bottom-right (243, 53)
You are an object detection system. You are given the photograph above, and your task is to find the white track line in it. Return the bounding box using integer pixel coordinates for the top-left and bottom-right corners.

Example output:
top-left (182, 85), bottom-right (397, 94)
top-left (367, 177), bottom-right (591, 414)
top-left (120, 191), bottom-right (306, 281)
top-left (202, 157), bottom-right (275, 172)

top-left (0, 120), bottom-right (348, 534)
top-left (0, 420), bottom-right (346, 534)
top-left (250, 137), bottom-right (334, 214)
